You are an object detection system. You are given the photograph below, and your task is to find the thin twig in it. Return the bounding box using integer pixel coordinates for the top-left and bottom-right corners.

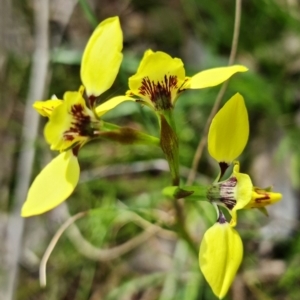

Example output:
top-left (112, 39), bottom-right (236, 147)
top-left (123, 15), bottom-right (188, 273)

top-left (41, 203), bottom-right (175, 287)
top-left (4, 1), bottom-right (49, 299)
top-left (39, 211), bottom-right (87, 287)
top-left (66, 219), bottom-right (162, 261)
top-left (187, 0), bottom-right (242, 185)
top-left (173, 199), bottom-right (198, 257)
top-left (115, 202), bottom-right (176, 239)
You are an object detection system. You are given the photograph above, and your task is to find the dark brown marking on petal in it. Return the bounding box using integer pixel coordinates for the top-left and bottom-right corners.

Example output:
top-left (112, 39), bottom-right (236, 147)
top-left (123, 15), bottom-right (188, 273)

top-left (220, 177), bottom-right (238, 210)
top-left (72, 145), bottom-right (80, 156)
top-left (88, 95), bottom-right (96, 108)
top-left (207, 177), bottom-right (238, 210)
top-left (43, 106), bottom-right (55, 113)
top-left (138, 75), bottom-right (178, 110)
top-left (63, 104), bottom-right (95, 142)
top-left (177, 78), bottom-right (189, 93)
top-left (217, 211), bottom-right (227, 224)
top-left (254, 188), bottom-right (271, 203)
top-left (221, 198), bottom-right (236, 210)
top-left (219, 162), bottom-right (229, 180)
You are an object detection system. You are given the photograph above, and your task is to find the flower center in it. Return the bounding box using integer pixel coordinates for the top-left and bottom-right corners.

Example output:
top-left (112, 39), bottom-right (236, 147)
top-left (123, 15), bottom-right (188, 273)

top-left (64, 104), bottom-right (97, 142)
top-left (207, 177), bottom-right (238, 209)
top-left (139, 75), bottom-right (178, 110)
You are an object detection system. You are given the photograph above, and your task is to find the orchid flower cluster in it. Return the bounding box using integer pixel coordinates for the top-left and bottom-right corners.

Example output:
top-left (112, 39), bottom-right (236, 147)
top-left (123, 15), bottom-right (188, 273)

top-left (21, 17), bottom-right (282, 299)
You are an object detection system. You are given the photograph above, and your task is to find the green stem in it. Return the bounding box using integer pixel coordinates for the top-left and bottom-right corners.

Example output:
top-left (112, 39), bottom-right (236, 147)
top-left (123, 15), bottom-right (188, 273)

top-left (100, 121), bottom-right (160, 146)
top-left (158, 110), bottom-right (198, 257)
top-left (78, 0), bottom-right (98, 28)
top-left (159, 111), bottom-right (179, 185)
top-left (173, 199), bottom-right (198, 258)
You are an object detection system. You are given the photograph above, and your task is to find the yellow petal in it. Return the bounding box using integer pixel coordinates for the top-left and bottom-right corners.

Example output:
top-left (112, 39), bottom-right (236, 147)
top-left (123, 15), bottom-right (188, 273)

top-left (230, 164), bottom-right (253, 227)
top-left (233, 166), bottom-right (253, 212)
top-left (33, 99), bottom-right (63, 117)
top-left (95, 95), bottom-right (136, 117)
top-left (81, 16), bottom-right (123, 97)
top-left (187, 65), bottom-right (248, 89)
top-left (21, 151), bottom-right (80, 217)
top-left (135, 49), bottom-right (154, 73)
top-left (128, 50), bottom-right (186, 105)
top-left (199, 222), bottom-right (243, 299)
top-left (208, 93), bottom-right (249, 163)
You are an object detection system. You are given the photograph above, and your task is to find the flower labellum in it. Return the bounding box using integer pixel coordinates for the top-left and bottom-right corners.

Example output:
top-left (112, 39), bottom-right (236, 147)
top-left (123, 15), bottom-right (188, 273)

top-left (246, 187), bottom-right (282, 209)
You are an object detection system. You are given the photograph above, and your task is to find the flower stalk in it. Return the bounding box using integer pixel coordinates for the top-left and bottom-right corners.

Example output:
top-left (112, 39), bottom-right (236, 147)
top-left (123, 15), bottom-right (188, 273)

top-left (159, 111), bottom-right (179, 185)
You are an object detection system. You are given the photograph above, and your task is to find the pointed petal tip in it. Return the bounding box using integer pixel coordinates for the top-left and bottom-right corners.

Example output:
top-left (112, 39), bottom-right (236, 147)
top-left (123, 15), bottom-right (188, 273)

top-left (236, 65), bottom-right (248, 72)
top-left (272, 192), bottom-right (282, 202)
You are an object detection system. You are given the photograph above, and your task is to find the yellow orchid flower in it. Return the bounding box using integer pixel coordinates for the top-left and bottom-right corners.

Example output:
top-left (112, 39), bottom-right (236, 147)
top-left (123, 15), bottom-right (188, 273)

top-left (37, 88), bottom-right (136, 152)
top-left (206, 94), bottom-right (282, 225)
top-left (22, 17), bottom-right (134, 217)
top-left (23, 86), bottom-right (138, 217)
top-left (199, 212), bottom-right (243, 299)
top-left (207, 162), bottom-right (282, 226)
top-left (22, 90), bottom-right (87, 217)
top-left (127, 50), bottom-right (247, 111)
top-left (198, 92), bottom-right (282, 297)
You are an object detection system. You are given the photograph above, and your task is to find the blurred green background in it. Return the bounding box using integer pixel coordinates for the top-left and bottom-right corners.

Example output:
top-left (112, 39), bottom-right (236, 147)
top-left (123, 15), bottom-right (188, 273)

top-left (1, 0), bottom-right (300, 299)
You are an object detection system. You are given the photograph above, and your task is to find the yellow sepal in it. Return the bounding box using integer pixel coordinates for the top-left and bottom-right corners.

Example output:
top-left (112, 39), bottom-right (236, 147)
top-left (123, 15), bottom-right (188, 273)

top-left (208, 93), bottom-right (249, 164)
top-left (230, 162), bottom-right (253, 227)
top-left (81, 16), bottom-right (123, 97)
top-left (199, 222), bottom-right (243, 299)
top-left (21, 150), bottom-right (80, 217)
